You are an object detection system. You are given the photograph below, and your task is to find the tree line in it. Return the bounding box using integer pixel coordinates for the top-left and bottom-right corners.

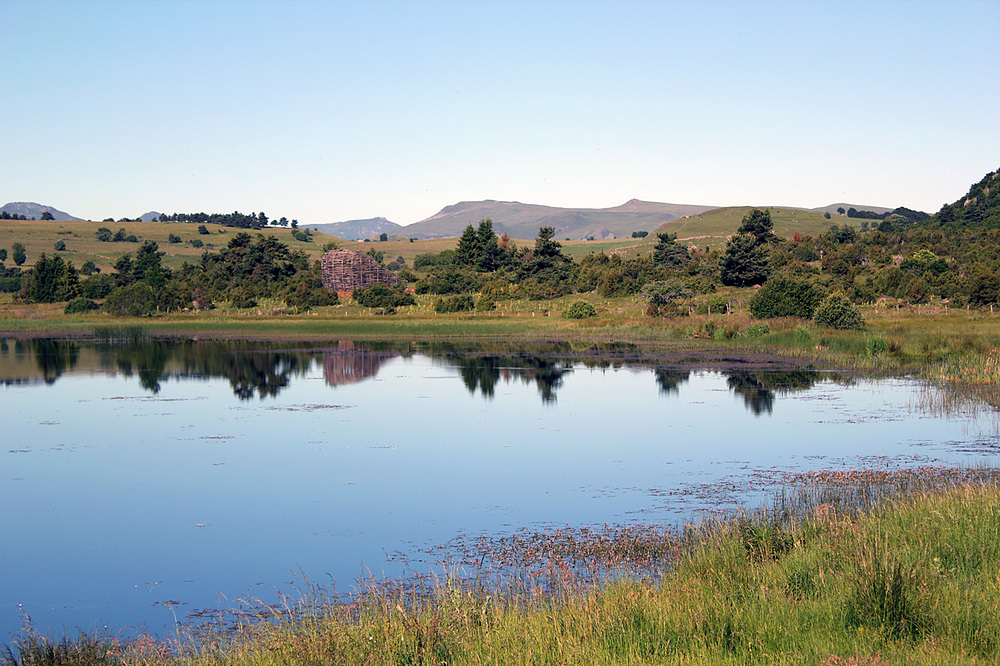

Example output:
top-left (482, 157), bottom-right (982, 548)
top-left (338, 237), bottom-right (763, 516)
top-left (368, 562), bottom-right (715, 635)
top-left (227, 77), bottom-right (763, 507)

top-left (16, 232), bottom-right (337, 315)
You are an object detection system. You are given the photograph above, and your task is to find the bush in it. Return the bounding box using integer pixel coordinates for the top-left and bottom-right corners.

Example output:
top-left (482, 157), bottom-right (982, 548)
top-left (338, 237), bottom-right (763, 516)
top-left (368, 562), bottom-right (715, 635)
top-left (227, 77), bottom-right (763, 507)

top-left (562, 301), bottom-right (597, 319)
top-left (695, 294), bottom-right (731, 315)
top-left (433, 294), bottom-right (474, 313)
top-left (748, 277), bottom-right (825, 319)
top-left (190, 239), bottom-right (204, 248)
top-left (64, 297), bottom-right (99, 314)
top-left (866, 336), bottom-right (889, 358)
top-left (80, 274), bottom-right (114, 299)
top-left (168, 233), bottom-right (182, 244)
top-left (794, 326), bottom-right (813, 343)
top-left (230, 288), bottom-right (258, 309)
top-left (0, 276), bottom-right (23, 293)
top-left (642, 280), bottom-right (690, 317)
top-left (53, 240), bottom-right (66, 251)
top-left (284, 282), bottom-right (339, 310)
top-left (103, 282), bottom-right (157, 316)
top-left (792, 244), bottom-right (820, 262)
top-left (415, 270), bottom-right (483, 295)
top-left (742, 322), bottom-right (771, 338)
top-left (813, 294), bottom-right (865, 330)
top-left (353, 283), bottom-right (415, 309)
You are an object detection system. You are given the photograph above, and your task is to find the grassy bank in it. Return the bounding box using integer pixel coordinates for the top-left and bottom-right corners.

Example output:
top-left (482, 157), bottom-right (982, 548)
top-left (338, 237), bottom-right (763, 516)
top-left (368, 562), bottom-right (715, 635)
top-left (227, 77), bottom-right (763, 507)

top-left (4, 292), bottom-right (1000, 379)
top-left (5, 468), bottom-right (999, 665)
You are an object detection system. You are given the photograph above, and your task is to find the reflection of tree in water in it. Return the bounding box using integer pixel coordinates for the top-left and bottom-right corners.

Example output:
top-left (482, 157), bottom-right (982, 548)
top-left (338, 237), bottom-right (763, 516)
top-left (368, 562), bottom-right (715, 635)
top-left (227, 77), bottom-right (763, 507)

top-left (110, 343), bottom-right (171, 393)
top-left (95, 341), bottom-right (312, 399)
top-left (31, 338), bottom-right (80, 384)
top-left (521, 357), bottom-right (566, 404)
top-left (181, 346), bottom-right (313, 400)
top-left (654, 368), bottom-right (690, 396)
top-left (726, 369), bottom-right (823, 415)
top-left (445, 353), bottom-right (567, 403)
top-left (455, 355), bottom-right (502, 398)
top-left (727, 373), bottom-right (775, 415)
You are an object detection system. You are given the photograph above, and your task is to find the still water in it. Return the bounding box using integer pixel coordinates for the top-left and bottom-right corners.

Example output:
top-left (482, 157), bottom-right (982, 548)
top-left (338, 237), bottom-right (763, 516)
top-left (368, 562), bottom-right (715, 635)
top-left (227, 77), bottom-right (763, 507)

top-left (1, 337), bottom-right (997, 640)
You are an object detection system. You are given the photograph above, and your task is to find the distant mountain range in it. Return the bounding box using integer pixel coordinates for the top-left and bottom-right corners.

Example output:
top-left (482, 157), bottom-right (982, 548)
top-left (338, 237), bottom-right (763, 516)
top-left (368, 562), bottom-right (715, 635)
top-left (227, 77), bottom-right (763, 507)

top-left (4, 198), bottom-right (904, 240)
top-left (309, 199), bottom-right (720, 241)
top-left (0, 202), bottom-right (83, 221)
top-left (308, 199), bottom-right (904, 241)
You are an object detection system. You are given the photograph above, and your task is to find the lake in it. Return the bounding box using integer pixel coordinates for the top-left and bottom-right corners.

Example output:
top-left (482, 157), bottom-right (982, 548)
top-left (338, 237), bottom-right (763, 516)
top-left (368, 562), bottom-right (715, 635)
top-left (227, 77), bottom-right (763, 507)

top-left (2, 336), bottom-right (998, 641)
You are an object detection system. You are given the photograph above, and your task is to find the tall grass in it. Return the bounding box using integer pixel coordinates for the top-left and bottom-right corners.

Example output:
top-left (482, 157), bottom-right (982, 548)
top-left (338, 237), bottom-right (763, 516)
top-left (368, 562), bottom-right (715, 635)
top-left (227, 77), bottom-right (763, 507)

top-left (6, 467), bottom-right (999, 665)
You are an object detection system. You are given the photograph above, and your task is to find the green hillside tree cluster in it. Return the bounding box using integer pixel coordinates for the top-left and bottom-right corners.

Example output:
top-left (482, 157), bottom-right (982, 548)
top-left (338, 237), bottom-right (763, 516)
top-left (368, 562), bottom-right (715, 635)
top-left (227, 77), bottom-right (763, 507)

top-left (19, 233), bottom-right (338, 315)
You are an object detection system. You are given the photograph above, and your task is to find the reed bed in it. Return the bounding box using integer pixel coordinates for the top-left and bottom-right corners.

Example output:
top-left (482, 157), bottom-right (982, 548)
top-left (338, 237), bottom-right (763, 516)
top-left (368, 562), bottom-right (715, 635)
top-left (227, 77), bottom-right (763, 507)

top-left (5, 465), bottom-right (1000, 665)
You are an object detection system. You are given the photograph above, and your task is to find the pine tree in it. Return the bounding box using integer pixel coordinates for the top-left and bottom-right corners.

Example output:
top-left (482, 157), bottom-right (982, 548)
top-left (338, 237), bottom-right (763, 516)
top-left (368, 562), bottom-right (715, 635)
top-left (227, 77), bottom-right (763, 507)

top-left (719, 208), bottom-right (772, 287)
top-left (652, 232), bottom-right (690, 269)
top-left (455, 224), bottom-right (480, 268)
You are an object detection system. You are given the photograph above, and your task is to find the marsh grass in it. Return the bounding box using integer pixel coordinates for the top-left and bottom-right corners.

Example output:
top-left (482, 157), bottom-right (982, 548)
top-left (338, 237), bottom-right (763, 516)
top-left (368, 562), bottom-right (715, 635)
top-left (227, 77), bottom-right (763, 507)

top-left (6, 466), bottom-right (1000, 665)
top-left (91, 326), bottom-right (150, 346)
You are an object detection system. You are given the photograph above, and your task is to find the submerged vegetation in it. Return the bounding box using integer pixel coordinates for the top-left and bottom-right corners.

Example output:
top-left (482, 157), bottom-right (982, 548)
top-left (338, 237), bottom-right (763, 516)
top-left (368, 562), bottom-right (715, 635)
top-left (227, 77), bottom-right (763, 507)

top-left (4, 467), bottom-right (1000, 664)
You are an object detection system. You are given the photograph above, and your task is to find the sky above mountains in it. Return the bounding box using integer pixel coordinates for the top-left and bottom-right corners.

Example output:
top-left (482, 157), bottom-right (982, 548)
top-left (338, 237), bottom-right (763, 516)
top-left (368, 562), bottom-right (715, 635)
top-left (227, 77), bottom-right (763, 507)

top-left (1, 1), bottom-right (997, 226)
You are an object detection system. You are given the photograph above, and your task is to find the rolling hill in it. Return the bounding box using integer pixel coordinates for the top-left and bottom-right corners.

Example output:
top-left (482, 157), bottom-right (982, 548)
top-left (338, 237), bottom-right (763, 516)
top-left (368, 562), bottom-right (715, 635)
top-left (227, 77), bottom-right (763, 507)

top-left (655, 206), bottom-right (853, 247)
top-left (307, 217), bottom-right (403, 241)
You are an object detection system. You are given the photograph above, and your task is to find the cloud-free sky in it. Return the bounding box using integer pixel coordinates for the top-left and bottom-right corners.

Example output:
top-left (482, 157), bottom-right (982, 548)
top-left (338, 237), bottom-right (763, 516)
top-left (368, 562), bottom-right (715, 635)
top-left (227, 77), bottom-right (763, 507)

top-left (1, 0), bottom-right (997, 226)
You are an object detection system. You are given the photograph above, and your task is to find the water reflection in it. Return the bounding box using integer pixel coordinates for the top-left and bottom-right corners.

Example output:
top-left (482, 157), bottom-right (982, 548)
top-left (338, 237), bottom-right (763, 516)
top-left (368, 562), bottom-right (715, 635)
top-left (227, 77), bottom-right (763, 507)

top-left (32, 338), bottom-right (81, 384)
top-left (0, 336), bottom-right (837, 412)
top-left (323, 341), bottom-right (398, 386)
top-left (654, 368), bottom-right (690, 395)
top-left (726, 369), bottom-right (826, 415)
top-left (4, 335), bottom-right (998, 639)
top-left (444, 353), bottom-right (569, 403)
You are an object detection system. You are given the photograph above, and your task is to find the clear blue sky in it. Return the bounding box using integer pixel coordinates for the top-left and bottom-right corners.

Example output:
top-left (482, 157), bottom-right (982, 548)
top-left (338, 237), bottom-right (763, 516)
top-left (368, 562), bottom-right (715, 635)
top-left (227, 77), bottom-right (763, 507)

top-left (1, 0), bottom-right (997, 226)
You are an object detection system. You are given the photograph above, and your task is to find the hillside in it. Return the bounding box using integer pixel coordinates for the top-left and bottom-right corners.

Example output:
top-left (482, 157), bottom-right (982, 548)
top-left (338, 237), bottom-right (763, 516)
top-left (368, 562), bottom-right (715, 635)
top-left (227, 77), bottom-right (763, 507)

top-left (653, 206), bottom-right (851, 248)
top-left (919, 167), bottom-right (1000, 230)
top-left (0, 202), bottom-right (82, 221)
top-left (403, 199), bottom-right (718, 241)
top-left (0, 219), bottom-right (343, 273)
top-left (307, 217), bottom-right (403, 241)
